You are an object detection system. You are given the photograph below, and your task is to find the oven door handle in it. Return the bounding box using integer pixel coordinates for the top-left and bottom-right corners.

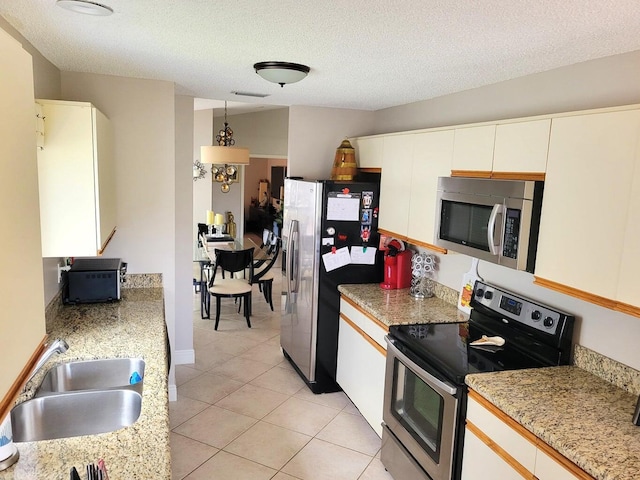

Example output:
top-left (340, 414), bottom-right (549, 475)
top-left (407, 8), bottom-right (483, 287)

top-left (385, 337), bottom-right (458, 396)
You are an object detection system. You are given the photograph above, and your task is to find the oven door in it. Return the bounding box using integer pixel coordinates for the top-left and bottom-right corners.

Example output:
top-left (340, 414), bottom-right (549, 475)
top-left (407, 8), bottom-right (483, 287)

top-left (382, 336), bottom-right (459, 480)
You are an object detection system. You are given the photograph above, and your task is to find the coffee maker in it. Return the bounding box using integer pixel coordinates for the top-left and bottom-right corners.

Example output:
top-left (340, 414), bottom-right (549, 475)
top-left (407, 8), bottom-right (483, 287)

top-left (380, 239), bottom-right (413, 290)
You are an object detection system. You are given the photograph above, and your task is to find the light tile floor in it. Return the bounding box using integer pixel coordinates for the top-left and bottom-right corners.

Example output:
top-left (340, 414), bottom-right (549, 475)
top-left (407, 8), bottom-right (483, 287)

top-left (170, 248), bottom-right (394, 480)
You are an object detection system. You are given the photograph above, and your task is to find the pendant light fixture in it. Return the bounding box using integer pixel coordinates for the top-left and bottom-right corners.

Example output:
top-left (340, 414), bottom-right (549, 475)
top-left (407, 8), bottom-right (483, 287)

top-left (253, 62), bottom-right (310, 87)
top-left (200, 102), bottom-right (250, 193)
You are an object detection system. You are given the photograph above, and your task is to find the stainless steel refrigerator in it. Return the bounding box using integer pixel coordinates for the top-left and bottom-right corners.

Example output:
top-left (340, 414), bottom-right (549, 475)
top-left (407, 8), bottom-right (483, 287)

top-left (281, 178), bottom-right (383, 393)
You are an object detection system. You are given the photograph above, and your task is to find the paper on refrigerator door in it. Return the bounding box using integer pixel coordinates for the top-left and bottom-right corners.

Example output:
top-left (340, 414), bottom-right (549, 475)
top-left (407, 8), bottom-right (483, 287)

top-left (322, 246), bottom-right (351, 272)
top-left (350, 246), bottom-right (377, 265)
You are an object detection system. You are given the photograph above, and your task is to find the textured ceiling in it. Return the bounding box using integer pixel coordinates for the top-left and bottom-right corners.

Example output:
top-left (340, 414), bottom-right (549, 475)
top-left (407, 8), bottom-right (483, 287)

top-left (2, 0), bottom-right (640, 111)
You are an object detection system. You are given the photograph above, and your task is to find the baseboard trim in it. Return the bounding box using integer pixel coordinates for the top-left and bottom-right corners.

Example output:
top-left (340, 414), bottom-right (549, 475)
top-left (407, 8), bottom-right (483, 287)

top-left (174, 348), bottom-right (195, 365)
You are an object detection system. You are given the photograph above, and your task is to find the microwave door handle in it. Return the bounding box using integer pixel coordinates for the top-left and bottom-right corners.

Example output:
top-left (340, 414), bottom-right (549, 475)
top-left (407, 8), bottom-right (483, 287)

top-left (487, 203), bottom-right (503, 255)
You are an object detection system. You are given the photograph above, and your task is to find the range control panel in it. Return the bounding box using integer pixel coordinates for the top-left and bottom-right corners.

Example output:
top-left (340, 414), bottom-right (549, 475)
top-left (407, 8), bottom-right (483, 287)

top-left (471, 280), bottom-right (570, 336)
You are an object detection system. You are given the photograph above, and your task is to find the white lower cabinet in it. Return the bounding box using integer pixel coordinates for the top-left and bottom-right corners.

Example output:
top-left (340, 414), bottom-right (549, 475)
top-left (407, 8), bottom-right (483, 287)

top-left (336, 297), bottom-right (387, 437)
top-left (461, 428), bottom-right (529, 480)
top-left (463, 392), bottom-right (592, 480)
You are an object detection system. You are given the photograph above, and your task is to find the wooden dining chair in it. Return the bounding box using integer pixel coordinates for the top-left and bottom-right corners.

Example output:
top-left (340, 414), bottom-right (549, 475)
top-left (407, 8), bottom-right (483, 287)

top-left (207, 248), bottom-right (254, 330)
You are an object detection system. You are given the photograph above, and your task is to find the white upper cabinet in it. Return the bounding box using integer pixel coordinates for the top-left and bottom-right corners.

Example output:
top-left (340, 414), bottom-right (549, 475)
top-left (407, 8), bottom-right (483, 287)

top-left (535, 109), bottom-right (640, 300)
top-left (378, 134), bottom-right (414, 236)
top-left (451, 124), bottom-right (496, 173)
top-left (617, 136), bottom-right (640, 308)
top-left (37, 100), bottom-right (116, 257)
top-left (493, 119), bottom-right (551, 173)
top-left (407, 130), bottom-right (454, 246)
top-left (352, 136), bottom-right (383, 169)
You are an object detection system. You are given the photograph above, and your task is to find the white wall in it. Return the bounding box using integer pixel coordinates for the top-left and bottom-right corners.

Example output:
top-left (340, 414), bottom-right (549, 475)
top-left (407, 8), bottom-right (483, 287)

top-left (374, 49), bottom-right (640, 134)
top-left (287, 106), bottom-right (375, 179)
top-left (60, 72), bottom-right (180, 391)
top-left (174, 95), bottom-right (195, 371)
top-left (193, 109), bottom-right (213, 244)
top-left (222, 108), bottom-right (289, 157)
top-left (371, 50), bottom-right (640, 370)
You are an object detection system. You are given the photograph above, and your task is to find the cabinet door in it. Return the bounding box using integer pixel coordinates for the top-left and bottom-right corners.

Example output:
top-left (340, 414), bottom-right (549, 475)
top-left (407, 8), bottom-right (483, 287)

top-left (38, 102), bottom-right (97, 257)
top-left (452, 125), bottom-right (495, 173)
top-left (378, 134), bottom-right (414, 236)
top-left (466, 395), bottom-right (537, 472)
top-left (493, 119), bottom-right (550, 173)
top-left (461, 429), bottom-right (529, 480)
top-left (407, 130), bottom-right (454, 245)
top-left (352, 136), bottom-right (383, 169)
top-left (617, 144), bottom-right (640, 307)
top-left (534, 448), bottom-right (584, 480)
top-left (0, 29), bottom-right (46, 402)
top-left (535, 110), bottom-right (640, 298)
top-left (336, 315), bottom-right (386, 437)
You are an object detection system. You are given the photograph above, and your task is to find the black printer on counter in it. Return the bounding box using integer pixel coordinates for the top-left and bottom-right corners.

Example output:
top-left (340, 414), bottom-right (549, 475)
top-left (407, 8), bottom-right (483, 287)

top-left (63, 258), bottom-right (127, 304)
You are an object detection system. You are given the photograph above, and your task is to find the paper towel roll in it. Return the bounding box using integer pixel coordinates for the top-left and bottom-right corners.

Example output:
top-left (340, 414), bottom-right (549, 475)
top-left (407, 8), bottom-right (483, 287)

top-left (0, 415), bottom-right (15, 462)
top-left (206, 210), bottom-right (215, 225)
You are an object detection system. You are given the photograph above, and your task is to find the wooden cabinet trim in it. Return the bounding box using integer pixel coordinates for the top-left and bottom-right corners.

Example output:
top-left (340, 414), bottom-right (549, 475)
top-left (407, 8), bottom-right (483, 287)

top-left (535, 439), bottom-right (596, 480)
top-left (451, 170), bottom-right (492, 178)
top-left (407, 238), bottom-right (448, 254)
top-left (0, 336), bottom-right (47, 424)
top-left (377, 229), bottom-right (447, 254)
top-left (451, 170), bottom-right (545, 181)
top-left (491, 172), bottom-right (546, 181)
top-left (469, 390), bottom-right (539, 445)
top-left (615, 301), bottom-right (640, 317)
top-left (533, 276), bottom-right (639, 318)
top-left (341, 295), bottom-right (390, 333)
top-left (98, 226), bottom-right (117, 255)
top-left (358, 167), bottom-right (382, 173)
top-left (466, 421), bottom-right (537, 480)
top-left (378, 228), bottom-right (409, 243)
top-left (340, 313), bottom-right (387, 356)
top-left (469, 390), bottom-right (595, 480)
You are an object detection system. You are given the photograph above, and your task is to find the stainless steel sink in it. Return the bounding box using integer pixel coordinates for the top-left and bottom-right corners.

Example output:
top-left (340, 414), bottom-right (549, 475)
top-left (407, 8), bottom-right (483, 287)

top-left (11, 389), bottom-right (142, 442)
top-left (36, 358), bottom-right (145, 396)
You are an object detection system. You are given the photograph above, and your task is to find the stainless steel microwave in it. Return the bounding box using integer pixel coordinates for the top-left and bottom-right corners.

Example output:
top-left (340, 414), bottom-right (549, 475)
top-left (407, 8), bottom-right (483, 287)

top-left (434, 177), bottom-right (544, 272)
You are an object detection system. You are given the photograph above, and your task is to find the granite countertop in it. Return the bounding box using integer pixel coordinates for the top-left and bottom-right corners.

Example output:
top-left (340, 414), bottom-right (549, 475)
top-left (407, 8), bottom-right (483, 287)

top-left (338, 283), bottom-right (466, 326)
top-left (0, 287), bottom-right (170, 480)
top-left (466, 366), bottom-right (640, 480)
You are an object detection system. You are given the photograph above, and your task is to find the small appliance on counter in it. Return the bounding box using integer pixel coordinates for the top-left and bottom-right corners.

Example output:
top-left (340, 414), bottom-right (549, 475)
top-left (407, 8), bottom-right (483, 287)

top-left (380, 239), bottom-right (413, 290)
top-left (63, 258), bottom-right (126, 304)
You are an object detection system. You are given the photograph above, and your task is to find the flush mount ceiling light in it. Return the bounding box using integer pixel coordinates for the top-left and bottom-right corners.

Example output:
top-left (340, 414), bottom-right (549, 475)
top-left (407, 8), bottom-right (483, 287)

top-left (56, 0), bottom-right (114, 16)
top-left (253, 61), bottom-right (310, 87)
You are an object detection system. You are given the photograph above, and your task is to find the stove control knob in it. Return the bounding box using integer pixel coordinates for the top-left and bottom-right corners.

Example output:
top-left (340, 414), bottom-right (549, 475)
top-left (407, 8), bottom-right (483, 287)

top-left (476, 288), bottom-right (485, 298)
top-left (484, 291), bottom-right (493, 300)
top-left (543, 316), bottom-right (554, 328)
top-left (531, 310), bottom-right (541, 321)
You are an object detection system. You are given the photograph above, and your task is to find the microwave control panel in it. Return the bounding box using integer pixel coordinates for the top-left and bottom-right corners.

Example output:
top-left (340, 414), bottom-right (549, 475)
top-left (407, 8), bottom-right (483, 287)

top-left (502, 209), bottom-right (520, 259)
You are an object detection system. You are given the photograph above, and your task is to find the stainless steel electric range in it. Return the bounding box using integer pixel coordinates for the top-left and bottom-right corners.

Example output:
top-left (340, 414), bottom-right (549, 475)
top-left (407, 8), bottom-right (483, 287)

top-left (381, 280), bottom-right (575, 480)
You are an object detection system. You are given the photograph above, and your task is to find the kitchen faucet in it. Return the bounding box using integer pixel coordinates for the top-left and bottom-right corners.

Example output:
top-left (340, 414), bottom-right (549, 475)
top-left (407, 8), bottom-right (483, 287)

top-left (25, 338), bottom-right (69, 387)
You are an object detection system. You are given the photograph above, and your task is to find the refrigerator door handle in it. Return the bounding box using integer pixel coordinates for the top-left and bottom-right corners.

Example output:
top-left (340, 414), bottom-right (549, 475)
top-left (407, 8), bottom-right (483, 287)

top-left (289, 220), bottom-right (299, 294)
